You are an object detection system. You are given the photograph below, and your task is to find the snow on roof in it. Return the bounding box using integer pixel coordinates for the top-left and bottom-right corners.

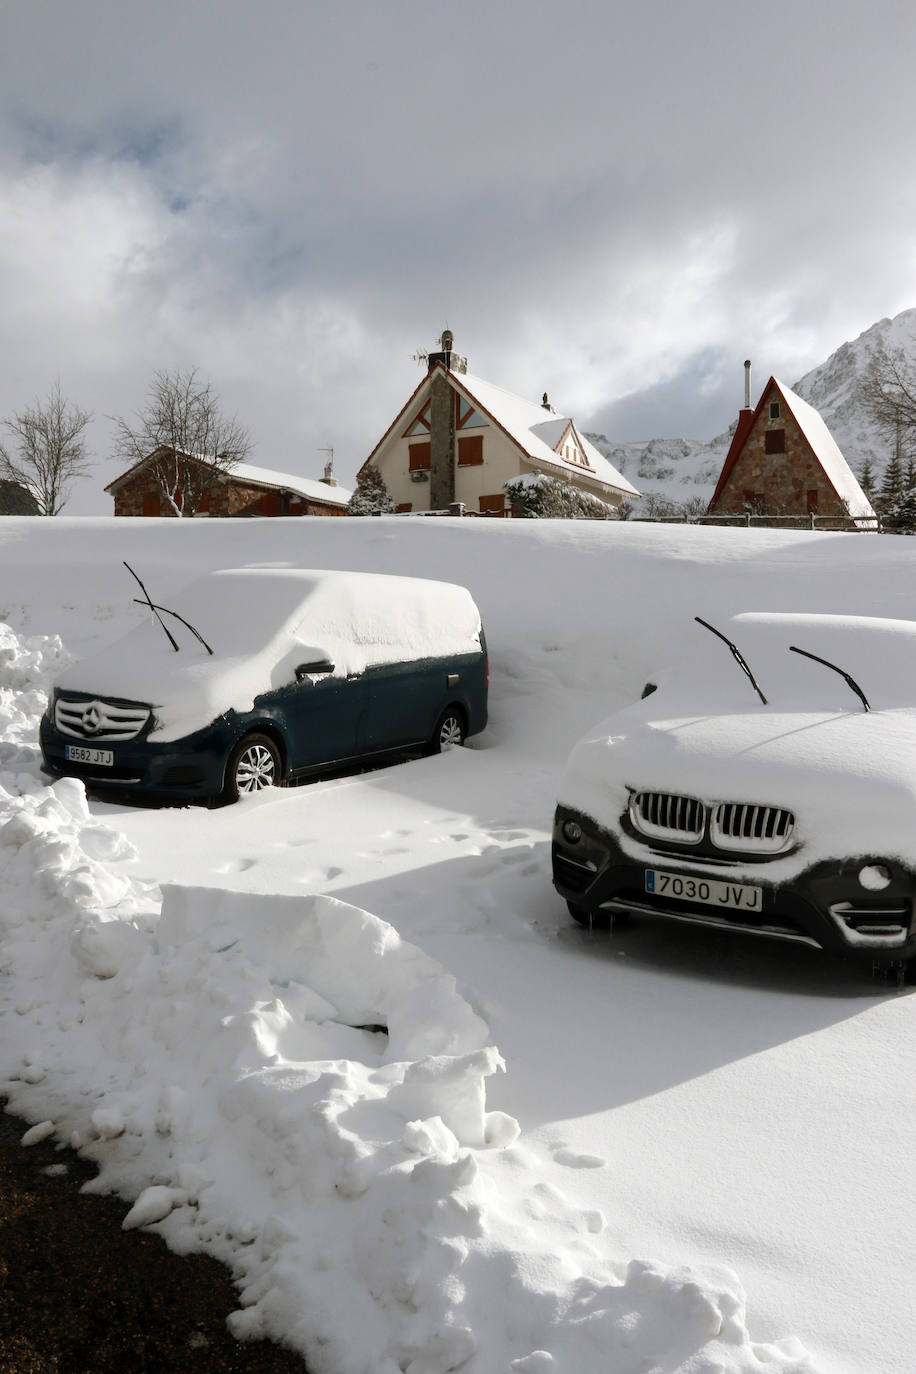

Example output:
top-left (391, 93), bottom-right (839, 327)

top-left (105, 452), bottom-right (351, 505)
top-left (229, 461), bottom-right (351, 506)
top-left (452, 372), bottom-right (639, 497)
top-left (772, 380), bottom-right (875, 519)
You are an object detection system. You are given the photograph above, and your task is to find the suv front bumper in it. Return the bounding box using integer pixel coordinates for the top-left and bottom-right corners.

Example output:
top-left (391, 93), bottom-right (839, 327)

top-left (552, 804), bottom-right (916, 966)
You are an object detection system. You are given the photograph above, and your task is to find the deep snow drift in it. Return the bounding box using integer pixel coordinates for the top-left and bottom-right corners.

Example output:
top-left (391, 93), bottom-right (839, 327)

top-left (4, 514), bottom-right (916, 1373)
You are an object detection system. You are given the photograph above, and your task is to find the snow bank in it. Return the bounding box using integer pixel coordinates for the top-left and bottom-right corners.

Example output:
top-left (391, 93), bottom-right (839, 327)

top-left (0, 620), bottom-right (71, 745)
top-left (0, 614), bottom-right (816, 1373)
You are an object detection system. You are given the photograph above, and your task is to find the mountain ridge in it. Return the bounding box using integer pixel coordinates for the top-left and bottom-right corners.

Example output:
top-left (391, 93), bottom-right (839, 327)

top-left (587, 307), bottom-right (916, 511)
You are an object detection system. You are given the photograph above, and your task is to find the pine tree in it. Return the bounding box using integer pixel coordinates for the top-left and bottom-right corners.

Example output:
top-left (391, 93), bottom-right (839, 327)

top-left (878, 446), bottom-right (904, 512)
top-left (894, 485), bottom-right (916, 534)
top-left (857, 456), bottom-right (875, 500)
top-left (348, 464), bottom-right (395, 515)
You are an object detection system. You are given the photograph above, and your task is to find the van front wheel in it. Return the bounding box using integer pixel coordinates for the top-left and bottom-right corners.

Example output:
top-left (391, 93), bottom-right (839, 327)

top-left (427, 707), bottom-right (466, 755)
top-left (223, 733), bottom-right (282, 802)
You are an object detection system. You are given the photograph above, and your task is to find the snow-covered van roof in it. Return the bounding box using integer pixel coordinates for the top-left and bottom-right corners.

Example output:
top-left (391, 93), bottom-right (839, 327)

top-left (57, 568), bottom-right (483, 742)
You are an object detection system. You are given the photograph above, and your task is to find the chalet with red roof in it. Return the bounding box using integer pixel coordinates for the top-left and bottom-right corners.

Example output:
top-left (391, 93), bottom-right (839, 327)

top-left (359, 330), bottom-right (638, 516)
top-left (707, 364), bottom-right (874, 525)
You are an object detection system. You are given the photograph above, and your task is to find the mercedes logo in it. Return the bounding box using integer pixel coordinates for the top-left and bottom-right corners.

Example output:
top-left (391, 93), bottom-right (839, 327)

top-left (81, 704), bottom-right (102, 736)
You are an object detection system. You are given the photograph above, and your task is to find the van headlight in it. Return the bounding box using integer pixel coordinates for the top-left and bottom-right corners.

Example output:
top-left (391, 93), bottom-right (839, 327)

top-left (858, 864), bottom-right (892, 891)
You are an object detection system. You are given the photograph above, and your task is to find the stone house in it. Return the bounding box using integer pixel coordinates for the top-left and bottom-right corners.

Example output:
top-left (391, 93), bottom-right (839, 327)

top-left (105, 450), bottom-right (351, 517)
top-left (359, 330), bottom-right (638, 516)
top-left (707, 368), bottom-right (874, 524)
top-left (0, 479), bottom-right (39, 515)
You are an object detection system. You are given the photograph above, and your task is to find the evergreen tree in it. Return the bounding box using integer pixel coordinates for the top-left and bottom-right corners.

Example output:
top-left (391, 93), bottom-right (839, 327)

top-left (348, 464), bottom-right (395, 515)
top-left (857, 456), bottom-right (875, 500)
top-left (505, 474), bottom-right (616, 519)
top-left (893, 485), bottom-right (916, 534)
top-left (878, 447), bottom-right (904, 511)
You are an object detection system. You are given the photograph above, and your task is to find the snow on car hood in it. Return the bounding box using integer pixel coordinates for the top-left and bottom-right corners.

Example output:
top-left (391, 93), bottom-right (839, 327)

top-left (55, 567), bottom-right (483, 742)
top-left (560, 612), bottom-right (916, 873)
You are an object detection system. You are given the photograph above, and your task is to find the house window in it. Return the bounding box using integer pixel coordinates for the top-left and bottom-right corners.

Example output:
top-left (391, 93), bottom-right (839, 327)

top-left (455, 395), bottom-right (488, 429)
top-left (404, 401), bottom-right (431, 436)
top-left (765, 429), bottom-right (786, 454)
top-left (807, 489), bottom-right (819, 513)
top-left (479, 494), bottom-right (505, 515)
top-left (409, 442), bottom-right (431, 471)
top-left (769, 402), bottom-right (781, 420)
top-left (457, 435), bottom-right (483, 466)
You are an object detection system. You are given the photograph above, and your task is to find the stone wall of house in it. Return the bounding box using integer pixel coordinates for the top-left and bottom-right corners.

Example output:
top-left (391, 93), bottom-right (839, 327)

top-left (110, 469), bottom-right (345, 517)
top-left (712, 385), bottom-right (850, 519)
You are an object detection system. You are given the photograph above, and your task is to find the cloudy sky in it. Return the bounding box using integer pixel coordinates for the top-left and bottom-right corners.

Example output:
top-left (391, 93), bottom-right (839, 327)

top-left (3, 0), bottom-right (916, 513)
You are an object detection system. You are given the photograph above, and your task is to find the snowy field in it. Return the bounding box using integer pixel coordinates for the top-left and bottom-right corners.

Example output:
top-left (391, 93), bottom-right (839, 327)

top-left (3, 514), bottom-right (916, 1374)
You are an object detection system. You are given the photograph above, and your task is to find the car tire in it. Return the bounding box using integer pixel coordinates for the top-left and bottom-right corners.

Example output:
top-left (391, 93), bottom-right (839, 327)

top-left (222, 733), bottom-right (282, 803)
top-left (426, 706), bottom-right (467, 755)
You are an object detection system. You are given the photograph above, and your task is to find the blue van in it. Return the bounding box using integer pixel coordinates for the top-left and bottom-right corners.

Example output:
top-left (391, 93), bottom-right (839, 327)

top-left (39, 568), bottom-right (488, 804)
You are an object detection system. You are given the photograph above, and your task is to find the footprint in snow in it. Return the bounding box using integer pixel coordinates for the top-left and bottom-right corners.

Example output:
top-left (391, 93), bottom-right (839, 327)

top-left (553, 1147), bottom-right (607, 1169)
top-left (215, 856), bottom-right (259, 874)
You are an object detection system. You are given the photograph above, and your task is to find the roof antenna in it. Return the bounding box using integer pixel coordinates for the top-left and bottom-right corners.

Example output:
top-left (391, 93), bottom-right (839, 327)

top-left (317, 445), bottom-right (334, 483)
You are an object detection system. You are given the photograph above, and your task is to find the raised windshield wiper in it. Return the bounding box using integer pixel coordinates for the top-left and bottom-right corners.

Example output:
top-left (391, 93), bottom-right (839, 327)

top-left (695, 616), bottom-right (768, 705)
top-left (789, 645), bottom-right (870, 712)
top-left (124, 561), bottom-right (179, 652)
top-left (123, 562), bottom-right (214, 656)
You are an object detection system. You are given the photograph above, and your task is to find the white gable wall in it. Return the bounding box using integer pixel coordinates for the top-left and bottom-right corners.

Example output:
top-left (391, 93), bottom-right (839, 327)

top-left (367, 372), bottom-right (632, 514)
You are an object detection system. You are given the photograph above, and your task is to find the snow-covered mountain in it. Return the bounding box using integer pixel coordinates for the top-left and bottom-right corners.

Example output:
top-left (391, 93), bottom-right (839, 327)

top-left (587, 307), bottom-right (916, 512)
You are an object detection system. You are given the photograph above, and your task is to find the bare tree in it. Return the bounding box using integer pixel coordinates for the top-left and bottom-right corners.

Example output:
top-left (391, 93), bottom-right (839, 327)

top-left (0, 382), bottom-right (92, 515)
top-left (111, 367), bottom-right (252, 517)
top-left (861, 348), bottom-right (916, 463)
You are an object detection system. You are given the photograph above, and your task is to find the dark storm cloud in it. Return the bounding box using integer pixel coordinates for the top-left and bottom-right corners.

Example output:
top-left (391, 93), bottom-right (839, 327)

top-left (2, 0), bottom-right (916, 509)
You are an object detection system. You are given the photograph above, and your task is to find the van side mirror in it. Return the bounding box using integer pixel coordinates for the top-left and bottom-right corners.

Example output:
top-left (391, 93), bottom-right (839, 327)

top-left (295, 659), bottom-right (335, 681)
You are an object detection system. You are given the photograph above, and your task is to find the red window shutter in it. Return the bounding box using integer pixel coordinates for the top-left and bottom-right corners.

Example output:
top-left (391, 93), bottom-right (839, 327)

top-left (409, 442), bottom-right (431, 471)
top-left (261, 492), bottom-right (279, 516)
top-left (142, 492), bottom-right (160, 516)
top-left (458, 435), bottom-right (483, 466)
top-left (479, 493), bottom-right (505, 514)
top-left (395, 502), bottom-right (413, 513)
top-left (765, 429), bottom-right (786, 454)
top-left (807, 489), bottom-right (819, 512)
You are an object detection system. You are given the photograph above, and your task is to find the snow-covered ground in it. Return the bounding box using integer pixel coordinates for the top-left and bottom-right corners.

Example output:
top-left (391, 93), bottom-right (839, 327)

top-left (3, 514), bottom-right (916, 1374)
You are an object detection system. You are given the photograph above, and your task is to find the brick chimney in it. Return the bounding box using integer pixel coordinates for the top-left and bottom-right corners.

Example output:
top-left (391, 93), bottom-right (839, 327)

top-left (427, 327), bottom-right (467, 375)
